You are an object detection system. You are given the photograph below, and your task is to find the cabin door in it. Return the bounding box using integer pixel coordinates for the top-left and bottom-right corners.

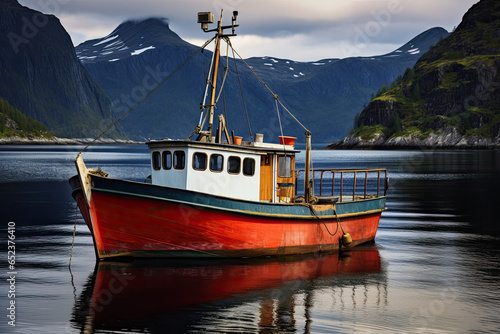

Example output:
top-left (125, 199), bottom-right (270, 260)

top-left (259, 154), bottom-right (273, 202)
top-left (276, 154), bottom-right (295, 203)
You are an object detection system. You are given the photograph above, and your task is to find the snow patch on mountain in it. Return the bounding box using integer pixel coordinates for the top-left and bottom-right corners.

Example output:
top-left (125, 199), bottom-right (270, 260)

top-left (131, 46), bottom-right (155, 56)
top-left (93, 35), bottom-right (119, 47)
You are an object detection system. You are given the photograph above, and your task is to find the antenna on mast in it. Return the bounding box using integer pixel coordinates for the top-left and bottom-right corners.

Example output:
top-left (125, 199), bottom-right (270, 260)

top-left (192, 10), bottom-right (239, 143)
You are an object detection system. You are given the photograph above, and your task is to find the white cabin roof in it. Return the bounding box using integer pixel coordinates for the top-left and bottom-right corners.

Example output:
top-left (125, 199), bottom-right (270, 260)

top-left (147, 139), bottom-right (298, 154)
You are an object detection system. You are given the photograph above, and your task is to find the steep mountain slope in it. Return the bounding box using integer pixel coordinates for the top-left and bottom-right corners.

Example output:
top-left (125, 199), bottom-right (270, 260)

top-left (0, 95), bottom-right (53, 138)
top-left (77, 19), bottom-right (448, 142)
top-left (339, 0), bottom-right (500, 148)
top-left (0, 0), bottom-right (120, 138)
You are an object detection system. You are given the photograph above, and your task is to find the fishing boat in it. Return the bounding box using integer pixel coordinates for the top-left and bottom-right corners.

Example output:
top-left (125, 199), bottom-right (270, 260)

top-left (69, 10), bottom-right (388, 260)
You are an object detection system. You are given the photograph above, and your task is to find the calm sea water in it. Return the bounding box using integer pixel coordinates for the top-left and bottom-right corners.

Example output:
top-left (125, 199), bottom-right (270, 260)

top-left (0, 145), bottom-right (499, 333)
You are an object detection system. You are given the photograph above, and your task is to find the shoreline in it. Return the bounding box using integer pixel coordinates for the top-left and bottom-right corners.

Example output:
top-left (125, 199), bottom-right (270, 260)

top-left (328, 127), bottom-right (500, 150)
top-left (0, 136), bottom-right (144, 145)
top-left (326, 143), bottom-right (500, 150)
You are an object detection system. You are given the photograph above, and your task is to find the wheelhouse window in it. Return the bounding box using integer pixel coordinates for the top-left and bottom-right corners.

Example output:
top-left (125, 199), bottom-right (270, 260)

top-left (243, 158), bottom-right (255, 176)
top-left (193, 152), bottom-right (207, 171)
top-left (227, 156), bottom-right (241, 174)
top-left (210, 154), bottom-right (224, 172)
top-left (173, 151), bottom-right (185, 170)
top-left (162, 151), bottom-right (172, 170)
top-left (278, 155), bottom-right (292, 178)
top-left (152, 151), bottom-right (161, 171)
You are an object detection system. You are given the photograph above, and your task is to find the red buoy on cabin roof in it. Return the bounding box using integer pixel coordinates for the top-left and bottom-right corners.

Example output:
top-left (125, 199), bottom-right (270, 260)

top-left (279, 136), bottom-right (297, 146)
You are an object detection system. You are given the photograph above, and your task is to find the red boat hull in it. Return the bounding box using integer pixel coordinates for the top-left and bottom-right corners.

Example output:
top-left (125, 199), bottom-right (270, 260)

top-left (73, 181), bottom-right (382, 259)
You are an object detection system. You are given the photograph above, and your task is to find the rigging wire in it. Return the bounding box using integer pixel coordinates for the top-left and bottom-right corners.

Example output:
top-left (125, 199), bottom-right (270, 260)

top-left (215, 42), bottom-right (230, 132)
top-left (229, 45), bottom-right (309, 133)
top-left (228, 39), bottom-right (253, 140)
top-left (78, 36), bottom-right (215, 155)
top-left (149, 61), bottom-right (189, 139)
top-left (229, 40), bottom-right (316, 203)
top-left (275, 98), bottom-right (284, 144)
top-left (215, 42), bottom-right (229, 105)
top-left (229, 42), bottom-right (316, 199)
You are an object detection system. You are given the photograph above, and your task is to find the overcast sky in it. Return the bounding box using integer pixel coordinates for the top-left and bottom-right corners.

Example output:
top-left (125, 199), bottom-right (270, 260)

top-left (18, 0), bottom-right (479, 61)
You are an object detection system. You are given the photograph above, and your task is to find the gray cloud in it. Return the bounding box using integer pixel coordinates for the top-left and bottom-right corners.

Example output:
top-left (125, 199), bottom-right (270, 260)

top-left (18, 0), bottom-right (479, 60)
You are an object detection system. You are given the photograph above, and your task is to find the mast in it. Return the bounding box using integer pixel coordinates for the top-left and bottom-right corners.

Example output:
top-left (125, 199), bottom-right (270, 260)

top-left (206, 23), bottom-right (222, 140)
top-left (195, 10), bottom-right (239, 142)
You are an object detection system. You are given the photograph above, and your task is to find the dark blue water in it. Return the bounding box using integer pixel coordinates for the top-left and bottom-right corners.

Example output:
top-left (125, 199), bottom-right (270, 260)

top-left (1, 145), bottom-right (499, 333)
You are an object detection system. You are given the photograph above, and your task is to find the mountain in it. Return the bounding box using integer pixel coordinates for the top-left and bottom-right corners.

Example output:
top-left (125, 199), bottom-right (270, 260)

top-left (75, 18), bottom-right (202, 140)
top-left (0, 0), bottom-right (121, 138)
top-left (77, 18), bottom-right (448, 142)
top-left (335, 0), bottom-right (500, 149)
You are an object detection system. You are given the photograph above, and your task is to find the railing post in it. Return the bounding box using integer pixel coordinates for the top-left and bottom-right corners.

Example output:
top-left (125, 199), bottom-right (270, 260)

top-left (364, 171), bottom-right (368, 198)
top-left (353, 171), bottom-right (357, 200)
top-left (295, 170), bottom-right (298, 196)
top-left (340, 172), bottom-right (343, 202)
top-left (304, 131), bottom-right (312, 203)
top-left (377, 170), bottom-right (380, 197)
top-left (384, 170), bottom-right (388, 196)
top-left (319, 170), bottom-right (324, 196)
top-left (332, 171), bottom-right (335, 196)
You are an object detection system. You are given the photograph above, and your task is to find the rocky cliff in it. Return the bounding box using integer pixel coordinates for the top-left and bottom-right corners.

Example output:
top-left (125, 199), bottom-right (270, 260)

top-left (0, 0), bottom-right (121, 138)
top-left (334, 0), bottom-right (500, 149)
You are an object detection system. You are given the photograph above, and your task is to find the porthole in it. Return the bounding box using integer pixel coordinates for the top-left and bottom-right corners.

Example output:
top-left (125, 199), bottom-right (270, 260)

top-left (162, 151), bottom-right (172, 170)
top-left (152, 151), bottom-right (161, 171)
top-left (210, 154), bottom-right (224, 172)
top-left (243, 158), bottom-right (255, 176)
top-left (193, 152), bottom-right (207, 171)
top-left (173, 151), bottom-right (185, 170)
top-left (228, 156), bottom-right (241, 174)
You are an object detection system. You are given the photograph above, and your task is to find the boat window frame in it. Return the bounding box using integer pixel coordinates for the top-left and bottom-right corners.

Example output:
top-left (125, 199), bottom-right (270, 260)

top-left (173, 150), bottom-right (185, 170)
top-left (162, 151), bottom-right (172, 170)
top-left (152, 151), bottom-right (161, 171)
top-left (278, 155), bottom-right (293, 178)
top-left (243, 157), bottom-right (255, 177)
top-left (192, 152), bottom-right (208, 171)
top-left (227, 156), bottom-right (241, 174)
top-left (210, 154), bottom-right (224, 173)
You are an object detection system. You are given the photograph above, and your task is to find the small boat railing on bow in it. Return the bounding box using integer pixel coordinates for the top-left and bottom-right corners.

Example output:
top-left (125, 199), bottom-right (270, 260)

top-left (295, 168), bottom-right (388, 202)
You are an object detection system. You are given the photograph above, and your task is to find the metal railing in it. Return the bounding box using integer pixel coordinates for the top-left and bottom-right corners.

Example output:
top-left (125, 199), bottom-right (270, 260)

top-left (295, 168), bottom-right (388, 202)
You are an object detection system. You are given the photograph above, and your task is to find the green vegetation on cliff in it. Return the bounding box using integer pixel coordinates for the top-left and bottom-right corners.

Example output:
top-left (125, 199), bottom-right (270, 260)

top-left (0, 96), bottom-right (54, 138)
top-left (354, 0), bottom-right (500, 143)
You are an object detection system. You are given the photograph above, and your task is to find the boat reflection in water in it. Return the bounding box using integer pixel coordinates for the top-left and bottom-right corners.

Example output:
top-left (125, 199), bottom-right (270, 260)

top-left (71, 246), bottom-right (386, 333)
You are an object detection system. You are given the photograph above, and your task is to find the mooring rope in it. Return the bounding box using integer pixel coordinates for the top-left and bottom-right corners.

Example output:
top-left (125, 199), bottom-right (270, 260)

top-left (69, 204), bottom-right (78, 267)
top-left (306, 203), bottom-right (340, 237)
